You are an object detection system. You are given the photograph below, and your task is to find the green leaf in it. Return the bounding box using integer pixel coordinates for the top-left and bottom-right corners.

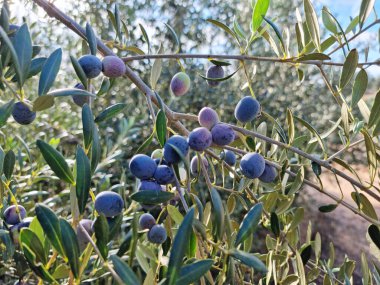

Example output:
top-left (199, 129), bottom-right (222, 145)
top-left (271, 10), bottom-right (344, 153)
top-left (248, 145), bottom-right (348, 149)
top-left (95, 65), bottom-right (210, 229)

top-left (97, 77), bottom-right (111, 96)
top-left (176, 259), bottom-right (214, 285)
top-left (47, 88), bottom-right (95, 98)
top-left (0, 147), bottom-right (4, 176)
top-left (70, 55), bottom-right (88, 89)
top-left (252, 0), bottom-right (270, 32)
top-left (125, 46), bottom-right (145, 55)
top-left (351, 69), bottom-right (368, 107)
top-left (90, 125), bottom-right (101, 173)
top-left (36, 140), bottom-right (74, 184)
top-left (59, 219), bottom-right (80, 278)
top-left (296, 53), bottom-right (330, 62)
top-left (322, 7), bottom-right (338, 34)
top-left (208, 59), bottom-right (231, 66)
top-left (368, 90), bottom-right (380, 128)
top-left (351, 192), bottom-right (378, 220)
top-left (85, 23), bottom-right (97, 56)
top-left (167, 207), bottom-right (195, 285)
top-left (22, 244), bottom-right (58, 284)
top-left (38, 48), bottom-right (62, 96)
top-left (288, 167), bottom-right (305, 195)
top-left (230, 249), bottom-right (267, 273)
top-left (318, 204), bottom-right (338, 212)
top-left (363, 130), bottom-right (377, 185)
top-left (311, 161), bottom-right (322, 176)
top-left (359, 0), bottom-right (375, 29)
top-left (13, 24), bottom-right (32, 87)
top-left (368, 224), bottom-right (380, 249)
top-left (19, 228), bottom-right (48, 265)
top-left (110, 255), bottom-right (140, 285)
top-left (286, 109), bottom-right (295, 144)
top-left (139, 24), bottom-right (150, 53)
top-left (76, 146), bottom-right (91, 214)
top-left (235, 203), bottom-right (263, 246)
top-left (210, 188), bottom-right (224, 239)
top-left (95, 103), bottom-right (126, 123)
top-left (35, 204), bottom-right (65, 258)
top-left (33, 95), bottom-right (55, 112)
top-left (3, 150), bottom-right (15, 180)
top-left (263, 17), bottom-right (285, 53)
top-left (270, 212), bottom-right (280, 237)
top-left (150, 44), bottom-right (163, 90)
top-left (0, 26), bottom-right (21, 82)
top-left (130, 190), bottom-right (174, 204)
top-left (94, 214), bottom-right (109, 260)
top-left (82, 104), bottom-right (94, 151)
top-left (167, 204), bottom-right (184, 224)
top-left (156, 110), bottom-right (167, 147)
top-left (304, 0), bottom-right (320, 50)
top-left (339, 49), bottom-right (358, 90)
top-left (294, 116), bottom-right (326, 155)
top-left (207, 19), bottom-right (240, 45)
top-left (0, 99), bottom-right (14, 127)
top-left (198, 67), bottom-right (240, 82)
top-left (164, 23), bottom-right (180, 53)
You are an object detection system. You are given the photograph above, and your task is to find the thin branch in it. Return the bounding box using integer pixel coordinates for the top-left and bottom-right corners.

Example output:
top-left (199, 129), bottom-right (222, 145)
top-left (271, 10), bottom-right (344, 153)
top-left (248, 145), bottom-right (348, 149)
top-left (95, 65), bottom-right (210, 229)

top-left (122, 53), bottom-right (380, 68)
top-left (328, 20), bottom-right (380, 56)
top-left (327, 138), bottom-right (365, 162)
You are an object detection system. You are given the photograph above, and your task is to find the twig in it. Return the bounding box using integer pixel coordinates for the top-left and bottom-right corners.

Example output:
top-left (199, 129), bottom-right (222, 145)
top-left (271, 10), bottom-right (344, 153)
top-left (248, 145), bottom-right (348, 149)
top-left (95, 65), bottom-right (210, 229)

top-left (77, 223), bottom-right (125, 285)
top-left (121, 53), bottom-right (380, 68)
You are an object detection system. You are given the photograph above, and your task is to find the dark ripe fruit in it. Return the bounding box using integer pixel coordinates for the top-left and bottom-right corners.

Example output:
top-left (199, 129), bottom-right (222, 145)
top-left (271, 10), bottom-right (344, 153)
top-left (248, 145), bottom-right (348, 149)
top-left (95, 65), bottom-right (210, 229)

top-left (163, 135), bottom-right (189, 164)
top-left (10, 219), bottom-right (31, 245)
top-left (76, 219), bottom-right (93, 251)
top-left (154, 165), bottom-right (175, 185)
top-left (234, 96), bottom-right (260, 123)
top-left (102, 56), bottom-right (126, 78)
top-left (170, 72), bottom-right (191, 97)
top-left (3, 205), bottom-right (26, 225)
top-left (240, 153), bottom-right (265, 179)
top-left (72, 83), bottom-right (95, 107)
top-left (259, 163), bottom-right (277, 183)
top-left (138, 180), bottom-right (162, 192)
top-left (222, 150), bottom-right (236, 166)
top-left (148, 224), bottom-right (167, 244)
top-left (129, 154), bottom-right (157, 180)
top-left (94, 191), bottom-right (124, 217)
top-left (211, 123), bottom-right (235, 146)
top-left (139, 213), bottom-right (156, 230)
top-left (12, 102), bottom-right (36, 125)
top-left (198, 107), bottom-right (219, 130)
top-left (78, 55), bottom-right (102, 79)
top-left (206, 65), bottom-right (224, 87)
top-left (190, 156), bottom-right (209, 175)
top-left (188, 127), bottom-right (212, 151)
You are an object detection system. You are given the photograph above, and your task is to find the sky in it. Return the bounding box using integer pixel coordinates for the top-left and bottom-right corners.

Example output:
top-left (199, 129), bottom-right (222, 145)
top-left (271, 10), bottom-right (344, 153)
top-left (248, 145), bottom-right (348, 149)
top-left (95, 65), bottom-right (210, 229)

top-left (8, 0), bottom-right (380, 76)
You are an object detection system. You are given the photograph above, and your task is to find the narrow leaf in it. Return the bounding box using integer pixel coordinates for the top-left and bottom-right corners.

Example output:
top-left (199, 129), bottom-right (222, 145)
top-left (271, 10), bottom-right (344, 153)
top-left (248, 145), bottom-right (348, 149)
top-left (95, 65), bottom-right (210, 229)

top-left (252, 0), bottom-right (270, 32)
top-left (230, 250), bottom-right (267, 273)
top-left (339, 49), bottom-right (358, 90)
top-left (95, 103), bottom-right (126, 123)
top-left (36, 140), bottom-right (74, 184)
top-left (167, 208), bottom-right (195, 285)
top-left (59, 219), bottom-right (80, 278)
top-left (235, 203), bottom-right (263, 246)
top-left (85, 23), bottom-right (97, 56)
top-left (176, 259), bottom-right (214, 285)
top-left (351, 69), bottom-right (368, 107)
top-left (156, 110), bottom-right (167, 147)
top-left (304, 0), bottom-right (320, 49)
top-left (76, 146), bottom-right (91, 214)
top-left (110, 255), bottom-right (140, 285)
top-left (35, 204), bottom-right (65, 258)
top-left (38, 48), bottom-right (62, 96)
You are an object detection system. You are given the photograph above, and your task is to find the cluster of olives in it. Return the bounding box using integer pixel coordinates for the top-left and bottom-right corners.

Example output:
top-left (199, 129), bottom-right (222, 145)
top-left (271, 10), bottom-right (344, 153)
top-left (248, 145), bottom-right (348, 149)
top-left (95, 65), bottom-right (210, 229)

top-left (11, 54), bottom-right (127, 125)
top-left (2, 205), bottom-right (32, 243)
top-left (139, 213), bottom-right (167, 244)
